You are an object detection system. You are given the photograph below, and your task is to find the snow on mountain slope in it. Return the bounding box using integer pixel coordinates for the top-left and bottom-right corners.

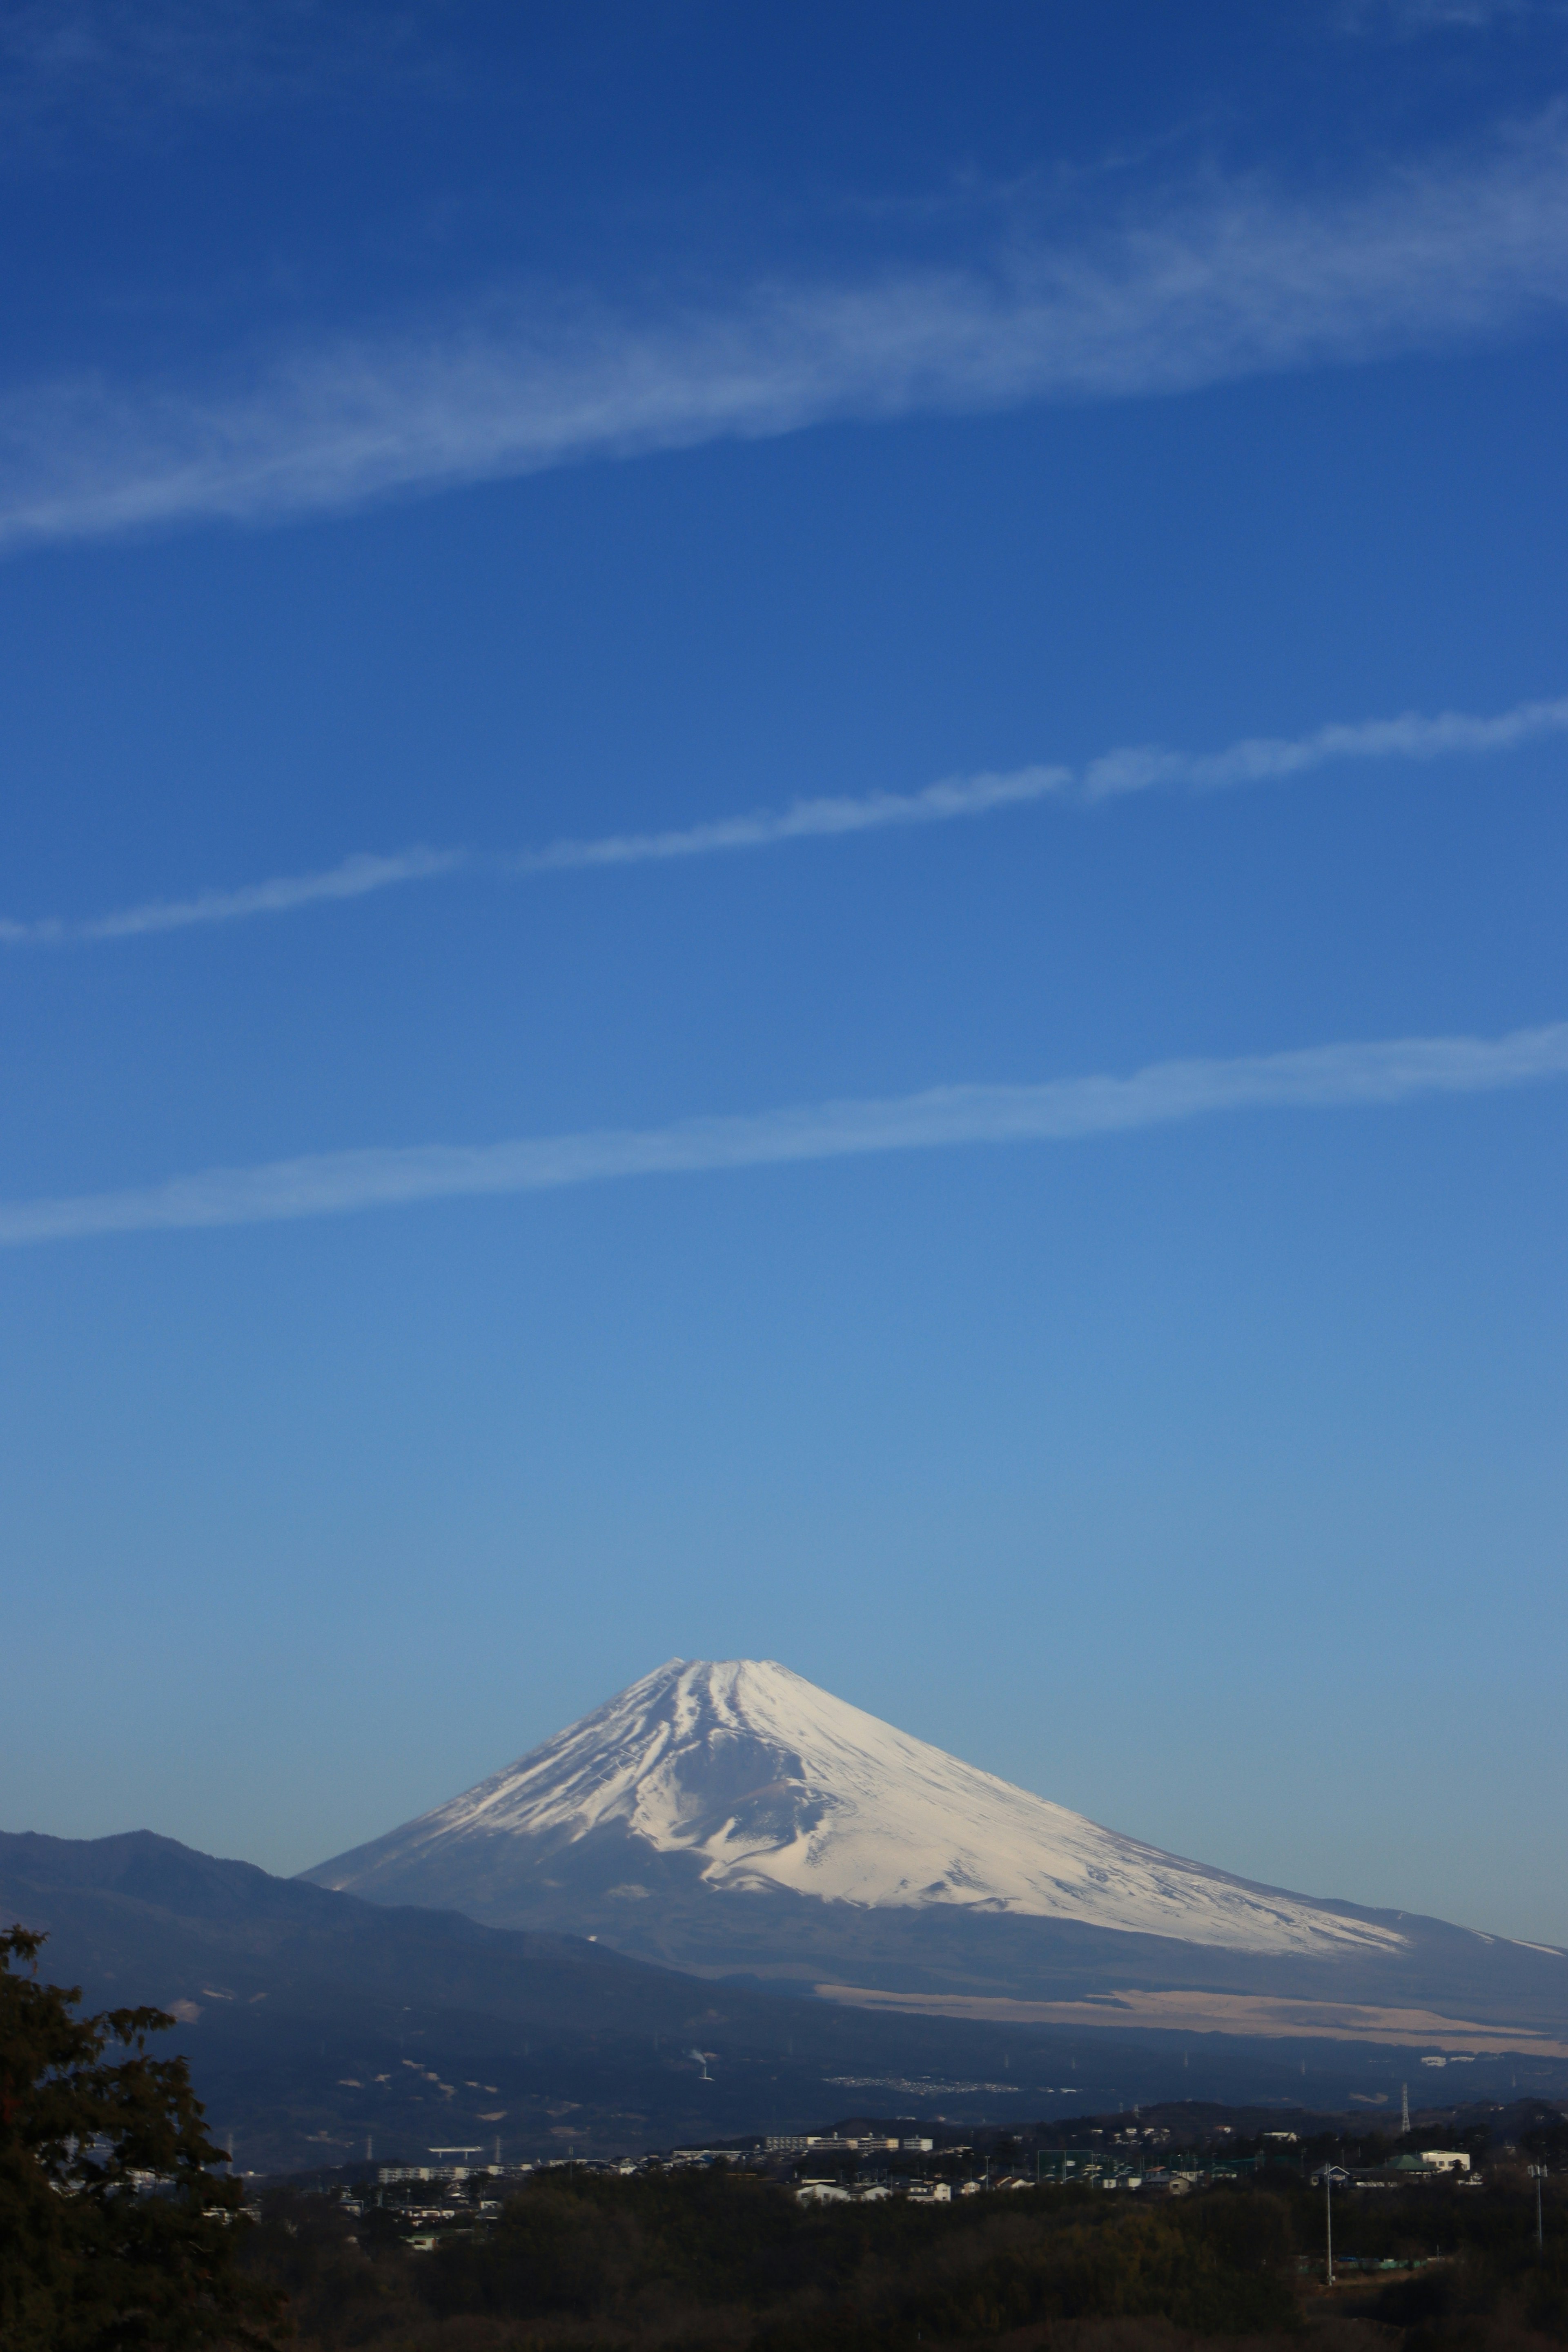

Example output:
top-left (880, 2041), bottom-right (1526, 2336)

top-left (312, 1659), bottom-right (1401, 1959)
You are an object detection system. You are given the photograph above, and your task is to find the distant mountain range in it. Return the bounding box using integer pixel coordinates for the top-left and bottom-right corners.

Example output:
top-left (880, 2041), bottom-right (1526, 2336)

top-left (7, 1660), bottom-right (1566, 2174)
top-left (0, 1824), bottom-right (1087, 2173)
top-left (305, 1659), bottom-right (1568, 2054)
top-left (4, 1823), bottom-right (1483, 2176)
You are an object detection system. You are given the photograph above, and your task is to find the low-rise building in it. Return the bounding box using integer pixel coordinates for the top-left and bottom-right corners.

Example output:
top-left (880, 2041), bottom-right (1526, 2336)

top-left (766, 2134), bottom-right (901, 2155)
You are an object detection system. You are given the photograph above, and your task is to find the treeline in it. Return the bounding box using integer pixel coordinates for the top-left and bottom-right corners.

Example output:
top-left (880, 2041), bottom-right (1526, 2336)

top-left (236, 2164), bottom-right (1568, 2349)
top-left (429, 2168), bottom-right (1293, 2341)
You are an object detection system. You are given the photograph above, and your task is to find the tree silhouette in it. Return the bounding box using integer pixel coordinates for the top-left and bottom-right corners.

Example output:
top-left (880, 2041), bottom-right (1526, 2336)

top-left (0, 1926), bottom-right (281, 2349)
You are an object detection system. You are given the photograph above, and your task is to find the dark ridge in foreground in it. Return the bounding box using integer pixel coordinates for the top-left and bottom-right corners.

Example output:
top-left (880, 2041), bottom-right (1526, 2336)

top-left (6, 1828), bottom-right (1567, 2177)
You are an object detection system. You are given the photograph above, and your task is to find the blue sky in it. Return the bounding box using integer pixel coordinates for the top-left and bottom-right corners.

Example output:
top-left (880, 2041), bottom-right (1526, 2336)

top-left (3, 0), bottom-right (1567, 1942)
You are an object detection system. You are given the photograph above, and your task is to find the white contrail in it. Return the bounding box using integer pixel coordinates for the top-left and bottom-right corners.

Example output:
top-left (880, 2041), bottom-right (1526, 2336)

top-left (1077, 696), bottom-right (1568, 800)
top-left (4, 693), bottom-right (1564, 946)
top-left (1, 121), bottom-right (1566, 549)
top-left (0, 845), bottom-right (463, 946)
top-left (510, 763), bottom-right (1075, 873)
top-left (516, 695), bottom-right (1568, 872)
top-left (3, 1019), bottom-right (1564, 1247)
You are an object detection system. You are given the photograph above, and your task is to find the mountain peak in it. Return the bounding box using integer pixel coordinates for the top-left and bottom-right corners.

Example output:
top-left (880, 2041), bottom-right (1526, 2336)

top-left (309, 1657), bottom-right (1400, 1959)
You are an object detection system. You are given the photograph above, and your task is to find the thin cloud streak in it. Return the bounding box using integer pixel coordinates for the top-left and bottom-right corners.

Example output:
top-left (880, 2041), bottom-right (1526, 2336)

top-left (0, 0), bottom-right (423, 129)
top-left (523, 694), bottom-right (1568, 872)
top-left (6, 692), bottom-right (1563, 945)
top-left (4, 1020), bottom-right (1566, 1247)
top-left (1078, 693), bottom-right (1568, 801)
top-left (0, 845), bottom-right (463, 945)
top-left (512, 764), bottom-right (1074, 873)
top-left (2, 120), bottom-right (1568, 548)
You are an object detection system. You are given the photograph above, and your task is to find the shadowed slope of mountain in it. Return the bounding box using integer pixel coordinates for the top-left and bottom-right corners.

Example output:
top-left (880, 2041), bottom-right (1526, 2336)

top-left (7, 1827), bottom-right (1567, 2175)
top-left (0, 1824), bottom-right (713, 2027)
top-left (304, 1660), bottom-right (1568, 2040)
top-left (0, 1824), bottom-right (1096, 2169)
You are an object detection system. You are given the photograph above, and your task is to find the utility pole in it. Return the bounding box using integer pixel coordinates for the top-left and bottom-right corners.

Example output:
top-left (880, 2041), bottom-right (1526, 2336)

top-left (1401, 2084), bottom-right (1410, 2136)
top-left (1529, 2166), bottom-right (1547, 2254)
top-left (1325, 2167), bottom-right (1335, 2288)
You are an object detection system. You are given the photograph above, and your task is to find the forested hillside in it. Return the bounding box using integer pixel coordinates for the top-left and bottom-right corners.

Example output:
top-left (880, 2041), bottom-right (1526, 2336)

top-left (238, 2162), bottom-right (1568, 2350)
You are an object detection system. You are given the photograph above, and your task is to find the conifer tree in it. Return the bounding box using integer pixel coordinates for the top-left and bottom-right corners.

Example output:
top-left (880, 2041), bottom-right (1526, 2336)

top-left (0, 1927), bottom-right (281, 2349)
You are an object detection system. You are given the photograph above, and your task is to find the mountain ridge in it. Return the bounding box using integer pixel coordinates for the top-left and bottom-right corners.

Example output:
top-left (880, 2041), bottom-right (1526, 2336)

top-left (307, 1657), bottom-right (1401, 1954)
top-left (19, 1824), bottom-right (1531, 2176)
top-left (303, 1659), bottom-right (1566, 2038)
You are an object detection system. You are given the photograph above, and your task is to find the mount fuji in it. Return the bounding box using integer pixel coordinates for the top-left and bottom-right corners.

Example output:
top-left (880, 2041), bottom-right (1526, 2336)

top-left (305, 1660), bottom-right (1568, 2056)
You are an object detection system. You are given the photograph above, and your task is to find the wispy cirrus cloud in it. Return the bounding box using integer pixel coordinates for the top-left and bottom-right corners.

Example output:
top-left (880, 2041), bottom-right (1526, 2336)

top-left (3, 692), bottom-right (1564, 947)
top-left (508, 762), bottom-right (1074, 875)
top-left (519, 693), bottom-right (1568, 874)
top-left (4, 1020), bottom-right (1566, 1247)
top-left (2, 118), bottom-right (1568, 549)
top-left (0, 1), bottom-right (420, 130)
top-left (1075, 692), bottom-right (1568, 801)
top-left (0, 844), bottom-right (461, 946)
top-left (1339, 0), bottom-right (1549, 32)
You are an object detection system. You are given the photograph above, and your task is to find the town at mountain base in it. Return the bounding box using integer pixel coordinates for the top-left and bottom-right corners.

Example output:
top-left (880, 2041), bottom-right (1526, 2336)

top-left (304, 1660), bottom-right (1568, 2048)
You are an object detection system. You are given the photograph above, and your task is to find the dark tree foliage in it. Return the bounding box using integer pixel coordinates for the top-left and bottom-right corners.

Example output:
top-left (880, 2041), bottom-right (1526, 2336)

top-left (420, 2167), bottom-right (1300, 2341)
top-left (0, 1927), bottom-right (282, 2351)
top-left (236, 2160), bottom-right (1568, 2349)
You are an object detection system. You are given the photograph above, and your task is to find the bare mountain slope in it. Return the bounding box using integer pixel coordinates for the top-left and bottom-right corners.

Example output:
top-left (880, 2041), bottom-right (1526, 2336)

top-left (304, 1659), bottom-right (1567, 2041)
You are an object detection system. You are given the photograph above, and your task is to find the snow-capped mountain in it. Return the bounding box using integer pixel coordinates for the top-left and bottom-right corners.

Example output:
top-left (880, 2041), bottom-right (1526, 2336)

top-left (311, 1658), bottom-right (1393, 1959)
top-left (305, 1660), bottom-right (1567, 2046)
